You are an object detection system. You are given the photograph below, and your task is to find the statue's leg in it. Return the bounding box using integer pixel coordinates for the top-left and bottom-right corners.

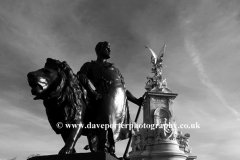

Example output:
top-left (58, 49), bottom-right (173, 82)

top-left (87, 136), bottom-right (94, 152)
top-left (87, 134), bottom-right (98, 152)
top-left (59, 107), bottom-right (86, 154)
top-left (60, 130), bottom-right (76, 154)
top-left (97, 128), bottom-right (109, 152)
top-left (107, 128), bottom-right (115, 154)
top-left (58, 102), bottom-right (86, 154)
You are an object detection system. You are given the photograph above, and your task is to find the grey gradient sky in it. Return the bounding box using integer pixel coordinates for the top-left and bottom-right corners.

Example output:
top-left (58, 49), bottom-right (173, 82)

top-left (0, 0), bottom-right (240, 159)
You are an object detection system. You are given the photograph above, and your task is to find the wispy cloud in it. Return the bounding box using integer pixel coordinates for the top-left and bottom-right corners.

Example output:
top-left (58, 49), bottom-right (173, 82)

top-left (185, 37), bottom-right (240, 120)
top-left (1, 0), bottom-right (240, 159)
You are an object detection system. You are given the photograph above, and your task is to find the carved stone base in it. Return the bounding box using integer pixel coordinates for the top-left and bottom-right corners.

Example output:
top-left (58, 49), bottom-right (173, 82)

top-left (179, 146), bottom-right (197, 160)
top-left (128, 140), bottom-right (187, 160)
top-left (27, 152), bottom-right (118, 160)
top-left (186, 156), bottom-right (197, 160)
top-left (150, 140), bottom-right (187, 160)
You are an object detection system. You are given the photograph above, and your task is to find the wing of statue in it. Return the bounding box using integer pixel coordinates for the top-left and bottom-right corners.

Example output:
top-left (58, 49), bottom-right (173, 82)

top-left (156, 44), bottom-right (166, 64)
top-left (145, 46), bottom-right (157, 64)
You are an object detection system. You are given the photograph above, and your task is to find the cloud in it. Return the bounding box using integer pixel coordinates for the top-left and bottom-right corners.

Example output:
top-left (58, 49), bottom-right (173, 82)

top-left (185, 37), bottom-right (240, 120)
top-left (180, 0), bottom-right (240, 121)
top-left (0, 98), bottom-right (58, 160)
top-left (1, 0), bottom-right (240, 159)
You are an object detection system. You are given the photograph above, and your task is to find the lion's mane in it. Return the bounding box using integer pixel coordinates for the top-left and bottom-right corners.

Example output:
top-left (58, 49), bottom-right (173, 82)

top-left (44, 58), bottom-right (86, 129)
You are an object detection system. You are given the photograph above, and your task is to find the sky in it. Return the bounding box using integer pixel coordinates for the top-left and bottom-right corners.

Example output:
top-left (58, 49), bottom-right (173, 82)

top-left (0, 0), bottom-right (240, 159)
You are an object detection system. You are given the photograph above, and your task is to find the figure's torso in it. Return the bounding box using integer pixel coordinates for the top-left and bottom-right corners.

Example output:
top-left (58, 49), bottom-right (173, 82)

top-left (87, 61), bottom-right (125, 90)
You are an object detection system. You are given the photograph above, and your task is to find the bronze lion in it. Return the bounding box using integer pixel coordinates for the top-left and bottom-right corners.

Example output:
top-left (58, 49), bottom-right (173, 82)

top-left (27, 58), bottom-right (94, 154)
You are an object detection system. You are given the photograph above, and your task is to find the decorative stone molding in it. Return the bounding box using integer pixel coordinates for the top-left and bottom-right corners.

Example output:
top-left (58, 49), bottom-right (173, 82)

top-left (153, 107), bottom-right (172, 125)
top-left (150, 97), bottom-right (167, 103)
top-left (177, 131), bottom-right (191, 153)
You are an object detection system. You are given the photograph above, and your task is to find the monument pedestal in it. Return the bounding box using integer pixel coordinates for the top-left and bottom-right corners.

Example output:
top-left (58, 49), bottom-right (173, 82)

top-left (149, 140), bottom-right (187, 160)
top-left (127, 92), bottom-right (190, 160)
top-left (27, 152), bottom-right (118, 160)
top-left (129, 140), bottom-right (187, 160)
top-left (128, 46), bottom-right (197, 160)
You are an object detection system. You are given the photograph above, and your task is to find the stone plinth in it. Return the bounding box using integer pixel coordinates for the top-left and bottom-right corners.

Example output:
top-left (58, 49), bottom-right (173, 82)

top-left (143, 92), bottom-right (177, 125)
top-left (27, 152), bottom-right (118, 160)
top-left (128, 92), bottom-right (188, 160)
top-left (186, 156), bottom-right (197, 160)
top-left (129, 140), bottom-right (187, 160)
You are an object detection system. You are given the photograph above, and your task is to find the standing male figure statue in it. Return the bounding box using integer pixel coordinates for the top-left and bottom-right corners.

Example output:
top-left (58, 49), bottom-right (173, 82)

top-left (77, 41), bottom-right (143, 156)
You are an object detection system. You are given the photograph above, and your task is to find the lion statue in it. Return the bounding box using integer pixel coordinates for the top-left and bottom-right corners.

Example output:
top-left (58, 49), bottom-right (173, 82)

top-left (27, 58), bottom-right (97, 154)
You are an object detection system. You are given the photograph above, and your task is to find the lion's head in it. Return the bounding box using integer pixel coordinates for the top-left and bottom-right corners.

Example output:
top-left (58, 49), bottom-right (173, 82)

top-left (27, 58), bottom-right (75, 100)
top-left (27, 58), bottom-right (86, 123)
top-left (27, 66), bottom-right (57, 100)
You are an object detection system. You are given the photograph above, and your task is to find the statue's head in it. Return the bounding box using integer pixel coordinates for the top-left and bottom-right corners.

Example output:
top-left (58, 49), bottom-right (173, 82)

top-left (95, 41), bottom-right (111, 59)
top-left (27, 58), bottom-right (68, 100)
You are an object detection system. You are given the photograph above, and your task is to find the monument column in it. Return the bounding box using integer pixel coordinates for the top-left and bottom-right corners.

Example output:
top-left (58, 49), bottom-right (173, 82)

top-left (128, 45), bottom-right (196, 160)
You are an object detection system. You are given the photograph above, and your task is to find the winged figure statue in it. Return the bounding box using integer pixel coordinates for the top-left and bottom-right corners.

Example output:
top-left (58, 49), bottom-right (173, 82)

top-left (145, 44), bottom-right (166, 67)
top-left (144, 44), bottom-right (171, 93)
